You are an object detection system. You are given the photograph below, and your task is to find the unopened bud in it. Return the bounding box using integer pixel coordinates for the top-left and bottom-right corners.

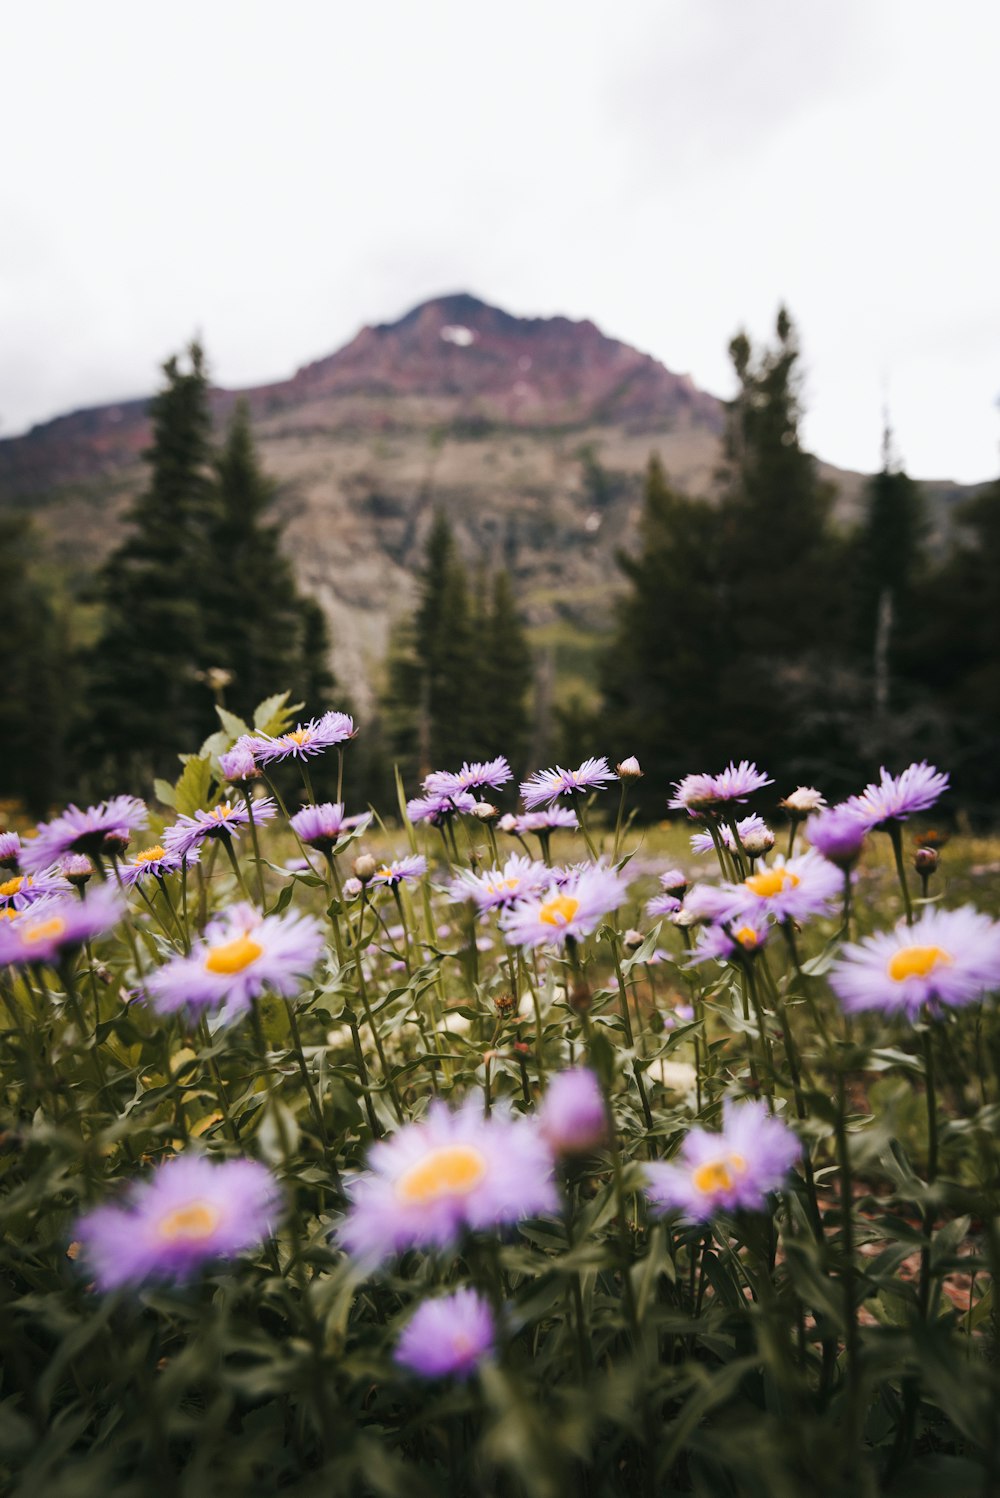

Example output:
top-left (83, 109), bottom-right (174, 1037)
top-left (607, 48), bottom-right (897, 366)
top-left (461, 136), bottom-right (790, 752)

top-left (497, 813), bottom-right (518, 833)
top-left (616, 756), bottom-right (643, 779)
top-left (62, 855), bottom-right (94, 887)
top-left (623, 928), bottom-right (644, 952)
top-left (780, 786), bottom-right (826, 817)
top-left (342, 876), bottom-right (363, 899)
top-left (741, 826), bottom-right (775, 857)
top-left (353, 854), bottom-right (377, 882)
top-left (472, 801), bottom-right (499, 822)
top-left (493, 992), bottom-right (517, 1020)
top-left (914, 847), bottom-right (939, 877)
top-left (659, 868), bottom-right (688, 897)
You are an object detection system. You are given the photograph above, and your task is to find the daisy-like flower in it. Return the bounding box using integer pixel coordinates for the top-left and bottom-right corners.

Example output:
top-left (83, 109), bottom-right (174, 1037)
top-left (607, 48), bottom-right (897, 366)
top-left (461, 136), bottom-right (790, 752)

top-left (119, 843), bottom-right (197, 887)
top-left (711, 760), bottom-right (774, 804)
top-left (74, 1155), bottom-right (282, 1290)
top-left (371, 855), bottom-right (428, 889)
top-left (289, 802), bottom-right (371, 852)
top-left (645, 1099), bottom-right (800, 1223)
top-left (144, 902), bottom-right (324, 1023)
top-left (848, 761), bottom-right (950, 830)
top-left (721, 850), bottom-right (843, 925)
top-left (219, 736), bottom-right (264, 785)
top-left (829, 906), bottom-right (1000, 1020)
top-left (340, 1099), bottom-right (558, 1264)
top-left (449, 854), bottom-right (549, 915)
top-left (423, 757), bottom-right (513, 797)
top-left (21, 796), bottom-right (148, 875)
top-left (519, 756), bottom-right (615, 809)
top-left (646, 892), bottom-right (682, 919)
top-left (253, 710), bottom-right (356, 765)
top-left (538, 1069), bottom-right (608, 1156)
top-left (0, 885), bottom-right (124, 968)
top-left (659, 869), bottom-right (688, 896)
top-left (395, 1288), bottom-right (496, 1380)
top-left (0, 868), bottom-right (70, 910)
top-left (407, 790), bottom-right (478, 826)
top-left (499, 863), bottom-right (628, 950)
top-left (675, 883), bottom-right (739, 926)
top-left (690, 813), bottom-right (771, 856)
top-left (163, 798), bottom-right (277, 860)
top-left (0, 832), bottom-right (21, 871)
top-left (669, 773), bottom-right (723, 813)
top-left (804, 804), bottom-right (869, 870)
top-left (688, 915), bottom-right (771, 966)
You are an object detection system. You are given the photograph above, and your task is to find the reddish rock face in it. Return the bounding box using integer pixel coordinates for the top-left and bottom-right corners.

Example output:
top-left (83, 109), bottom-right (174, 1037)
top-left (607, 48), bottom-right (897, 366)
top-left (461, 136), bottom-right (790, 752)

top-left (0, 294), bottom-right (722, 499)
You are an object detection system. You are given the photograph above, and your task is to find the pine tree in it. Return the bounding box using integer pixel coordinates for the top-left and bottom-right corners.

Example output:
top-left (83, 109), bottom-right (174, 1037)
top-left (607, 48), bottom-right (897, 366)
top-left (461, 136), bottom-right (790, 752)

top-left (1, 519), bottom-right (67, 815)
top-left (479, 569), bottom-right (533, 774)
top-left (601, 456), bottom-right (726, 807)
top-left (411, 510), bottom-right (476, 772)
top-left (85, 343), bottom-right (219, 784)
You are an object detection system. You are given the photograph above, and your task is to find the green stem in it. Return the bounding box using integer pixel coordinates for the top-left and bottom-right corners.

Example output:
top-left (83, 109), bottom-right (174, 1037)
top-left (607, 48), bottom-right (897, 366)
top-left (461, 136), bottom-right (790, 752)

top-left (887, 822), bottom-right (914, 927)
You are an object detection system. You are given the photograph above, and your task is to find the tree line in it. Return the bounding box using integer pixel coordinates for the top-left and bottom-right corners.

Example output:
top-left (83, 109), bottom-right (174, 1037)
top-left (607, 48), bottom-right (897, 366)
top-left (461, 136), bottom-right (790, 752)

top-left (2, 318), bottom-right (998, 818)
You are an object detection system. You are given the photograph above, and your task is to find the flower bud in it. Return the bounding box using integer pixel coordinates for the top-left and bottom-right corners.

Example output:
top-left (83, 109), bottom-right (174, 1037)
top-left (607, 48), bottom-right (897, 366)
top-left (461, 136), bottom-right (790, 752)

top-left (353, 854), bottom-right (377, 882)
top-left (61, 855), bottom-right (94, 887)
top-left (659, 868), bottom-right (688, 897)
top-left (740, 825), bottom-right (775, 857)
top-left (623, 928), bottom-right (644, 951)
top-left (616, 756), bottom-right (643, 779)
top-left (780, 786), bottom-right (826, 817)
top-left (914, 846), bottom-right (939, 877)
top-left (342, 876), bottom-right (363, 899)
top-left (472, 801), bottom-right (499, 822)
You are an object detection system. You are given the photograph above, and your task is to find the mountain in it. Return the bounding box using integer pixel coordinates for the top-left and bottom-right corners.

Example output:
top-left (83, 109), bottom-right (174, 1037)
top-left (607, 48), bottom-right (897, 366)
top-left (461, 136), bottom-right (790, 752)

top-left (0, 293), bottom-right (969, 710)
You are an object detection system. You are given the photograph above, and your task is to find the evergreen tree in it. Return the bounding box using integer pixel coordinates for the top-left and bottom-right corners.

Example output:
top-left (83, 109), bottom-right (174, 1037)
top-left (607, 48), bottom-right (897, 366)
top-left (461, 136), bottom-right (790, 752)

top-left (412, 510), bottom-right (476, 772)
top-left (85, 343), bottom-right (220, 784)
top-left (601, 456), bottom-right (726, 808)
top-left (479, 569), bottom-right (533, 774)
top-left (1, 519), bottom-right (66, 815)
top-left (206, 401), bottom-right (335, 718)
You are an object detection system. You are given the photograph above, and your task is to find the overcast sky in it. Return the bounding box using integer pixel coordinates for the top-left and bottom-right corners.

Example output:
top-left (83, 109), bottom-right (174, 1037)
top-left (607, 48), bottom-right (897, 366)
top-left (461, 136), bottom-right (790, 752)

top-left (3, 0), bottom-right (998, 481)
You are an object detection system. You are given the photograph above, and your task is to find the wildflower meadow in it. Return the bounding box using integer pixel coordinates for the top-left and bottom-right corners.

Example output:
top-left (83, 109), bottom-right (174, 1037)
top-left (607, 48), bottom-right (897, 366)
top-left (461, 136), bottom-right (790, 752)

top-left (2, 695), bottom-right (999, 1497)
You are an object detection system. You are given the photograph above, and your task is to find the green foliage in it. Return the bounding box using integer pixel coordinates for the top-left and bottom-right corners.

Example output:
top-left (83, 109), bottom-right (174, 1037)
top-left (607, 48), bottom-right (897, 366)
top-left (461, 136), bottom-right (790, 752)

top-left (0, 518), bottom-right (68, 814)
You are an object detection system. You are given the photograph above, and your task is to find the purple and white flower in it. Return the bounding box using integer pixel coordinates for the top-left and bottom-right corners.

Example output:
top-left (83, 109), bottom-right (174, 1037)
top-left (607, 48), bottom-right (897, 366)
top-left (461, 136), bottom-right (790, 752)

top-left (340, 1099), bottom-right (558, 1264)
top-left (448, 854), bottom-right (549, 915)
top-left (144, 902), bottom-right (324, 1023)
top-left (538, 1069), bottom-right (608, 1156)
top-left (721, 850), bottom-right (843, 925)
top-left (847, 762), bottom-right (950, 830)
top-left (804, 804), bottom-right (869, 870)
top-left (407, 790), bottom-right (478, 826)
top-left (21, 796), bottom-right (149, 874)
top-left (289, 802), bottom-right (371, 852)
top-left (119, 843), bottom-right (196, 886)
top-left (690, 813), bottom-right (771, 856)
top-left (395, 1288), bottom-right (496, 1380)
top-left (0, 884), bottom-right (124, 968)
top-left (519, 757), bottom-right (615, 809)
top-left (75, 1154), bottom-right (282, 1289)
top-left (645, 1099), bottom-right (799, 1223)
top-left (219, 736), bottom-right (264, 785)
top-left (423, 757), bottom-right (513, 797)
top-left (829, 906), bottom-right (1000, 1020)
top-left (503, 806), bottom-right (581, 837)
top-left (371, 855), bottom-right (428, 889)
top-left (500, 863), bottom-right (628, 950)
top-left (0, 867), bottom-right (70, 910)
top-left (0, 832), bottom-right (21, 871)
top-left (253, 711), bottom-right (356, 764)
top-left (163, 798), bottom-right (277, 860)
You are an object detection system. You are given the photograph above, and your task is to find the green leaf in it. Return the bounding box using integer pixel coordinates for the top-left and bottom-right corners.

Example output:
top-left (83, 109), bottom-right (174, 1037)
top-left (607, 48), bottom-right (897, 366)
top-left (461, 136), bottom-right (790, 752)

top-left (153, 777), bottom-right (177, 809)
top-left (254, 691), bottom-right (303, 736)
top-left (172, 753), bottom-right (216, 817)
top-left (216, 704), bottom-right (250, 740)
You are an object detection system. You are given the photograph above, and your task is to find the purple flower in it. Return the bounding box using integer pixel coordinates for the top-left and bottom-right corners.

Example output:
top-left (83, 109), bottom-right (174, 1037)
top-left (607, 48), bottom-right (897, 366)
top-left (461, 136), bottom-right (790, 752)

top-left (395, 1288), bottom-right (496, 1380)
top-left (503, 807), bottom-right (580, 836)
top-left (371, 855), bottom-right (428, 889)
top-left (711, 761), bottom-right (774, 804)
top-left (669, 774), bottom-right (722, 813)
top-left (119, 842), bottom-right (197, 886)
top-left (163, 797), bottom-right (277, 859)
top-left (219, 736), bottom-right (264, 785)
top-left (646, 892), bottom-right (682, 919)
top-left (499, 863), bottom-right (629, 950)
top-left (645, 1099), bottom-right (800, 1223)
top-left (0, 868), bottom-right (70, 910)
top-left (0, 885), bottom-right (124, 968)
top-left (253, 711), bottom-right (356, 765)
top-left (720, 850), bottom-right (843, 926)
top-left (688, 915), bottom-right (771, 966)
top-left (538, 1069), bottom-right (608, 1156)
top-left (340, 1099), bottom-right (558, 1265)
top-left (145, 902), bottom-right (324, 1023)
top-left (690, 813), bottom-right (771, 856)
top-left (21, 797), bottom-right (149, 874)
top-left (780, 787), bottom-right (826, 816)
top-left (519, 756), bottom-right (615, 809)
top-left (75, 1155), bottom-right (282, 1290)
top-left (289, 802), bottom-right (371, 852)
top-left (407, 790), bottom-right (478, 826)
top-left (659, 869), bottom-right (688, 896)
top-left (676, 883), bottom-right (739, 926)
top-left (423, 757), bottom-right (513, 796)
top-left (804, 804), bottom-right (869, 870)
top-left (0, 832), bottom-right (21, 871)
top-left (449, 855), bottom-right (549, 915)
top-left (829, 906), bottom-right (1000, 1020)
top-left (848, 762), bottom-right (950, 830)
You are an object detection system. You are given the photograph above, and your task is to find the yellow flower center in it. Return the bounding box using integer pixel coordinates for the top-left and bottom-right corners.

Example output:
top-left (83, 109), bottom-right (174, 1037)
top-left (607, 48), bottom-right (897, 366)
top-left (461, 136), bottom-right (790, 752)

top-left (22, 915), bottom-right (67, 945)
top-left (157, 1200), bottom-right (222, 1242)
top-left (745, 868), bottom-right (800, 899)
top-left (692, 1153), bottom-right (748, 1196)
top-left (210, 803), bottom-right (234, 821)
top-left (0, 876), bottom-right (23, 897)
top-left (134, 845), bottom-right (166, 865)
top-left (887, 945), bottom-right (951, 982)
top-left (0, 908), bottom-right (18, 922)
top-left (377, 865), bottom-right (394, 879)
top-left (487, 877), bottom-right (521, 896)
top-left (734, 925), bottom-right (760, 949)
top-left (204, 933), bottom-right (264, 975)
top-left (287, 728), bottom-right (313, 746)
top-left (539, 894), bottom-right (581, 927)
top-left (395, 1144), bottom-right (488, 1205)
